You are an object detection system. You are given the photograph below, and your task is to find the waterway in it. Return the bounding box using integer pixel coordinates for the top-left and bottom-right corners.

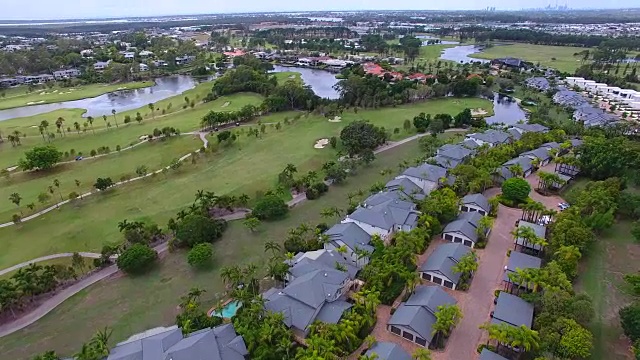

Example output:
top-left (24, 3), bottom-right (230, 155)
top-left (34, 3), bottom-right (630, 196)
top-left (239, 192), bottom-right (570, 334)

top-left (0, 75), bottom-right (199, 121)
top-left (486, 93), bottom-right (528, 125)
top-left (440, 45), bottom-right (490, 64)
top-left (271, 65), bottom-right (340, 99)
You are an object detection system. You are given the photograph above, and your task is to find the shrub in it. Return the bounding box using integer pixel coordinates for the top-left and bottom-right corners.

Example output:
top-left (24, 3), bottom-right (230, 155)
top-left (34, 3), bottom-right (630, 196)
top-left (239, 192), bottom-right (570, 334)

top-left (116, 244), bottom-right (158, 275)
top-left (632, 221), bottom-right (640, 243)
top-left (329, 136), bottom-right (337, 148)
top-left (253, 194), bottom-right (288, 220)
top-left (17, 145), bottom-right (62, 171)
top-left (187, 243), bottom-right (214, 269)
top-left (621, 302), bottom-right (640, 342)
top-left (501, 178), bottom-right (531, 203)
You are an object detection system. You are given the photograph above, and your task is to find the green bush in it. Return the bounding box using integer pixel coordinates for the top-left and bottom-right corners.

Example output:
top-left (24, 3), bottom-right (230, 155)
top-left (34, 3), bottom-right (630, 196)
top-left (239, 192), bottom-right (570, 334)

top-left (253, 194), bottom-right (288, 220)
top-left (187, 243), bottom-right (214, 269)
top-left (116, 244), bottom-right (157, 275)
top-left (501, 178), bottom-right (531, 203)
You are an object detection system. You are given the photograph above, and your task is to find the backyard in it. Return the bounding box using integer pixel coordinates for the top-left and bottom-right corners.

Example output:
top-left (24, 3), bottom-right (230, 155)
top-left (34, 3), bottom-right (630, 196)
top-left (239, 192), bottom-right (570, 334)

top-left (0, 133), bottom-right (464, 359)
top-left (566, 179), bottom-right (640, 360)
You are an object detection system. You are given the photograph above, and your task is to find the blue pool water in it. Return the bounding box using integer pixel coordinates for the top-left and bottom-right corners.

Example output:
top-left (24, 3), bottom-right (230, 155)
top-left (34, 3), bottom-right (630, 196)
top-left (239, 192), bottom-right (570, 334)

top-left (210, 300), bottom-right (242, 318)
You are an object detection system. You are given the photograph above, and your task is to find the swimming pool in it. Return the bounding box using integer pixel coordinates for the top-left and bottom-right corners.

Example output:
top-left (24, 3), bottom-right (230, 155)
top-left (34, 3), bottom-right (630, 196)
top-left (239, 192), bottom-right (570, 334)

top-left (209, 300), bottom-right (242, 318)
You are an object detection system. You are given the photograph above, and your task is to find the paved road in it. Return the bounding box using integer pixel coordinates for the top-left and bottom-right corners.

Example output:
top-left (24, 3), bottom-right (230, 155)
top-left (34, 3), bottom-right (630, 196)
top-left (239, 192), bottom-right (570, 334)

top-left (0, 252), bottom-right (104, 276)
top-left (0, 242), bottom-right (168, 338)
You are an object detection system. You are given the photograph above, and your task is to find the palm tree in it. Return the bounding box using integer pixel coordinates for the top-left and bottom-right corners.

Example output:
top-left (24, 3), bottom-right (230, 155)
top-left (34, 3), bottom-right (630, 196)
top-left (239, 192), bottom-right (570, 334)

top-left (508, 163), bottom-right (524, 178)
top-left (432, 304), bottom-right (462, 349)
top-left (53, 179), bottom-right (63, 201)
top-left (148, 103), bottom-right (155, 120)
top-left (413, 348), bottom-right (432, 360)
top-left (102, 114), bottom-right (108, 128)
top-left (90, 326), bottom-right (113, 358)
top-left (73, 121), bottom-right (81, 134)
top-left (111, 109), bottom-right (119, 127)
top-left (55, 117), bottom-right (66, 136)
top-left (9, 192), bottom-right (22, 214)
top-left (264, 241), bottom-right (281, 257)
top-left (87, 116), bottom-right (95, 134)
top-left (38, 125), bottom-right (47, 142)
top-left (40, 120), bottom-right (50, 141)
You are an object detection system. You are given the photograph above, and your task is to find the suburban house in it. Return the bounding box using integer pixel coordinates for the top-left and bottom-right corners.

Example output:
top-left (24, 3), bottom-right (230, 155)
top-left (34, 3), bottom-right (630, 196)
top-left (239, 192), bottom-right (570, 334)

top-left (324, 223), bottom-right (373, 267)
top-left (433, 143), bottom-right (475, 169)
top-left (53, 69), bottom-right (81, 80)
top-left (384, 177), bottom-right (426, 201)
top-left (152, 60), bottom-right (169, 67)
top-left (514, 221), bottom-right (547, 254)
top-left (442, 212), bottom-right (487, 248)
top-left (466, 130), bottom-right (512, 147)
top-left (365, 342), bottom-right (412, 360)
top-left (286, 249), bottom-right (360, 283)
top-left (494, 157), bottom-right (534, 183)
top-left (462, 138), bottom-right (481, 150)
top-left (555, 162), bottom-right (580, 177)
top-left (520, 147), bottom-right (553, 166)
top-left (387, 285), bottom-right (457, 347)
top-left (460, 193), bottom-right (491, 216)
top-left (491, 57), bottom-right (530, 69)
top-left (139, 63), bottom-right (149, 72)
top-left (492, 292), bottom-right (534, 328)
top-left (94, 60), bottom-right (111, 71)
top-left (540, 141), bottom-right (561, 152)
top-left (525, 77), bottom-right (551, 91)
top-left (508, 123), bottom-right (549, 139)
top-left (121, 51), bottom-right (135, 60)
top-left (480, 348), bottom-right (509, 360)
top-left (342, 192), bottom-right (420, 240)
top-left (503, 251), bottom-right (542, 292)
top-left (106, 324), bottom-right (248, 360)
top-left (419, 243), bottom-right (472, 289)
top-left (395, 163), bottom-right (450, 194)
top-left (139, 50), bottom-right (154, 57)
top-left (176, 55), bottom-right (196, 65)
top-left (263, 258), bottom-right (354, 337)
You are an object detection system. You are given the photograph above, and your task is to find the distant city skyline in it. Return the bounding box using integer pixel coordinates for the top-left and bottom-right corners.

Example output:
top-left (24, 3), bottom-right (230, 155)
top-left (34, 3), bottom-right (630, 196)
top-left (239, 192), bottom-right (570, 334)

top-left (0, 0), bottom-right (633, 20)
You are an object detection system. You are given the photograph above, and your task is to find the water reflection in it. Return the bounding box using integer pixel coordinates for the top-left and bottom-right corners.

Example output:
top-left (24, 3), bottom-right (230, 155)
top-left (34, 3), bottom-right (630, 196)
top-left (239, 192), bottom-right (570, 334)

top-left (271, 65), bottom-right (340, 99)
top-left (440, 45), bottom-right (490, 64)
top-left (485, 93), bottom-right (528, 125)
top-left (0, 75), bottom-right (199, 121)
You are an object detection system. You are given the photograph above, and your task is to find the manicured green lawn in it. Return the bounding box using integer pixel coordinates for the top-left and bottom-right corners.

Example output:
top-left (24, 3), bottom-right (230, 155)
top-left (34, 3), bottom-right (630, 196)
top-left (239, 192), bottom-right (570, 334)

top-left (0, 135), bottom-right (202, 220)
top-left (0, 82), bottom-right (155, 110)
top-left (568, 180), bottom-right (639, 360)
top-left (470, 43), bottom-right (588, 73)
top-left (0, 132), bottom-right (463, 360)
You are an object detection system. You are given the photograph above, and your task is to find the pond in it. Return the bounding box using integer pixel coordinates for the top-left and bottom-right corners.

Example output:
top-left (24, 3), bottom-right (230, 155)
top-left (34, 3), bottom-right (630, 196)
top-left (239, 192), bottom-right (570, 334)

top-left (0, 75), bottom-right (200, 121)
top-left (440, 45), bottom-right (490, 64)
top-left (486, 93), bottom-right (528, 125)
top-left (271, 65), bottom-right (340, 99)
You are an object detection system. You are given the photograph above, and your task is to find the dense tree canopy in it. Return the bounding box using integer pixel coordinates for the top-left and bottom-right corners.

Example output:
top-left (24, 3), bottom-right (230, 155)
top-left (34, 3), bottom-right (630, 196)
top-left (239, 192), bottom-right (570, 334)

top-left (174, 214), bottom-right (228, 248)
top-left (18, 145), bottom-right (62, 171)
top-left (577, 136), bottom-right (639, 180)
top-left (116, 244), bottom-right (158, 275)
top-left (252, 194), bottom-right (289, 220)
top-left (339, 121), bottom-right (387, 157)
top-left (501, 178), bottom-right (531, 203)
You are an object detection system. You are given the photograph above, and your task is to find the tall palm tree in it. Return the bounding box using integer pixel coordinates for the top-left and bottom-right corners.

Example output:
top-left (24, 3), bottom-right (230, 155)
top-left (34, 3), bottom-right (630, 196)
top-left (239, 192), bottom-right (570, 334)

top-left (148, 103), bottom-right (155, 120)
top-left (432, 304), bottom-right (462, 349)
top-left (87, 116), bottom-right (95, 134)
top-left (111, 109), bottom-right (119, 128)
top-left (73, 121), bottom-right (81, 134)
top-left (38, 125), bottom-right (47, 142)
top-left (413, 348), bottom-right (432, 360)
top-left (102, 114), bottom-right (108, 128)
top-left (55, 117), bottom-right (66, 136)
top-left (40, 120), bottom-right (50, 141)
top-left (264, 241), bottom-right (281, 257)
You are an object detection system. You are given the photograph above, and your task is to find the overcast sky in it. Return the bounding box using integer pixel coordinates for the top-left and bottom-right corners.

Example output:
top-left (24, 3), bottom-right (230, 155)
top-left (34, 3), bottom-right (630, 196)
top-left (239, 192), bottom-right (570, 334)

top-left (1, 0), bottom-right (629, 20)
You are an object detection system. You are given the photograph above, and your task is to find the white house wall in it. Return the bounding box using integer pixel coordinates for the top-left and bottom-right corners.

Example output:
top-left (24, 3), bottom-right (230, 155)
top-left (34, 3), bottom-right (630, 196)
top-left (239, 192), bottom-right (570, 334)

top-left (420, 270), bottom-right (457, 290)
top-left (460, 204), bottom-right (487, 216)
top-left (442, 231), bottom-right (475, 248)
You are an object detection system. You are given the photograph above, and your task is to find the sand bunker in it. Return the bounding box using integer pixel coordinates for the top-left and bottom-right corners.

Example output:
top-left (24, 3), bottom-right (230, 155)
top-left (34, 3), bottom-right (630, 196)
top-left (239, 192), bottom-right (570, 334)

top-left (221, 102), bottom-right (230, 108)
top-left (328, 116), bottom-right (342, 123)
top-left (314, 138), bottom-right (329, 149)
top-left (6, 166), bottom-right (18, 172)
top-left (471, 108), bottom-right (488, 116)
top-left (26, 101), bottom-right (45, 105)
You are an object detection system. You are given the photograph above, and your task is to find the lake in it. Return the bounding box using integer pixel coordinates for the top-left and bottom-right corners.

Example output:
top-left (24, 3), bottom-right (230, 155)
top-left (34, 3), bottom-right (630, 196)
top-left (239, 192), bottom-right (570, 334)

top-left (440, 45), bottom-right (490, 64)
top-left (486, 93), bottom-right (528, 125)
top-left (271, 65), bottom-right (340, 99)
top-left (0, 75), bottom-right (199, 121)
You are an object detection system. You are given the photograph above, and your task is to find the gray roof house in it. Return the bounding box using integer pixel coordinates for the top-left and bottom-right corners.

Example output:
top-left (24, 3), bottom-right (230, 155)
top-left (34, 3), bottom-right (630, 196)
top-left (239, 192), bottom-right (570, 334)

top-left (420, 243), bottom-right (472, 289)
top-left (461, 193), bottom-right (491, 216)
top-left (520, 147), bottom-right (552, 165)
top-left (442, 212), bottom-right (484, 248)
top-left (287, 249), bottom-right (360, 280)
top-left (503, 251), bottom-right (542, 290)
top-left (263, 263), bottom-right (353, 337)
top-left (433, 144), bottom-right (475, 169)
top-left (365, 342), bottom-right (412, 360)
top-left (343, 191), bottom-right (420, 240)
top-left (466, 130), bottom-right (512, 147)
top-left (492, 292), bottom-right (534, 328)
top-left (462, 139), bottom-right (481, 150)
top-left (106, 324), bottom-right (248, 360)
top-left (495, 157), bottom-right (534, 183)
top-left (396, 163), bottom-right (450, 194)
top-left (384, 177), bottom-right (426, 201)
top-left (509, 123), bottom-right (549, 135)
top-left (514, 220), bottom-right (547, 253)
top-left (324, 222), bottom-right (373, 266)
top-left (480, 348), bottom-right (509, 360)
top-left (387, 286), bottom-right (456, 347)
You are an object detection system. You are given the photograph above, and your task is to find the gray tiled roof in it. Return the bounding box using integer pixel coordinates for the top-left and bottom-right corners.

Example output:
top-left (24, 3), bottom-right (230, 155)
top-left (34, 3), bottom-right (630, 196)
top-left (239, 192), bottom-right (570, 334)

top-left (402, 163), bottom-right (448, 183)
top-left (462, 193), bottom-right (491, 213)
top-left (405, 285), bottom-right (456, 313)
top-left (365, 342), bottom-right (412, 360)
top-left (480, 348), bottom-right (509, 360)
top-left (420, 243), bottom-right (471, 283)
top-left (504, 156), bottom-right (534, 173)
top-left (503, 251), bottom-right (542, 283)
top-left (511, 123), bottom-right (549, 133)
top-left (468, 130), bottom-right (511, 145)
top-left (348, 207), bottom-right (395, 230)
top-left (443, 219), bottom-right (479, 243)
top-left (457, 210), bottom-right (483, 226)
top-left (433, 155), bottom-right (462, 169)
top-left (507, 128), bottom-right (522, 140)
top-left (385, 178), bottom-right (425, 200)
top-left (521, 147), bottom-right (551, 162)
top-left (283, 269), bottom-right (347, 308)
top-left (492, 292), bottom-right (534, 328)
top-left (348, 191), bottom-right (419, 230)
top-left (514, 221), bottom-right (547, 251)
top-left (316, 300), bottom-right (353, 323)
top-left (540, 142), bottom-right (560, 149)
top-left (106, 324), bottom-right (248, 360)
top-left (325, 223), bottom-right (373, 254)
top-left (437, 144), bottom-right (474, 161)
top-left (289, 249), bottom-right (359, 279)
top-left (462, 139), bottom-right (481, 149)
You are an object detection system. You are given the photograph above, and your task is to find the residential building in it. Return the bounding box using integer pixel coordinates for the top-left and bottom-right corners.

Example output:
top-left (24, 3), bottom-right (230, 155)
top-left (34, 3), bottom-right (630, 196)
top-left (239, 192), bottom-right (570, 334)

top-left (94, 60), bottom-right (111, 71)
top-left (514, 221), bottom-right (547, 253)
top-left (433, 143), bottom-right (474, 169)
top-left (442, 212), bottom-right (487, 248)
top-left (139, 63), bottom-right (149, 72)
top-left (152, 60), bottom-right (169, 67)
top-left (365, 342), bottom-right (412, 360)
top-left (139, 50), bottom-right (154, 57)
top-left (176, 55), bottom-right (196, 65)
top-left (420, 243), bottom-right (472, 289)
top-left (520, 147), bottom-right (552, 166)
top-left (555, 162), bottom-right (580, 177)
top-left (503, 251), bottom-right (542, 292)
top-left (494, 156), bottom-right (534, 184)
top-left (106, 324), bottom-right (248, 360)
top-left (460, 193), bottom-right (491, 216)
top-left (492, 57), bottom-right (530, 69)
top-left (466, 130), bottom-right (512, 147)
top-left (53, 69), bottom-right (81, 80)
top-left (395, 163), bottom-right (450, 194)
top-left (122, 51), bottom-right (135, 60)
top-left (387, 286), bottom-right (456, 347)
top-left (480, 348), bottom-right (509, 360)
top-left (525, 77), bottom-right (551, 91)
top-left (384, 177), bottom-right (426, 201)
top-left (324, 223), bottom-right (373, 267)
top-left (508, 123), bottom-right (549, 136)
top-left (286, 249), bottom-right (359, 282)
top-left (342, 191), bottom-right (420, 240)
top-left (491, 292), bottom-right (534, 328)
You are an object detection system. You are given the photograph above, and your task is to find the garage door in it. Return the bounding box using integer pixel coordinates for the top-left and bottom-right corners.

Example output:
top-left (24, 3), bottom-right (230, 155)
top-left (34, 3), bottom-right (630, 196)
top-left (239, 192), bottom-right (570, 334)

top-left (464, 239), bottom-right (473, 247)
top-left (443, 280), bottom-right (454, 289)
top-left (453, 237), bottom-right (463, 243)
top-left (421, 273), bottom-right (431, 281)
top-left (431, 275), bottom-right (443, 286)
top-left (444, 233), bottom-right (453, 241)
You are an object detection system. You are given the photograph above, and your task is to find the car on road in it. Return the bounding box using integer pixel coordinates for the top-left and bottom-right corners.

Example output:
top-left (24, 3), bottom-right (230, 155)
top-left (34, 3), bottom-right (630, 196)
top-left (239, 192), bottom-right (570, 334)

top-left (558, 202), bottom-right (570, 211)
